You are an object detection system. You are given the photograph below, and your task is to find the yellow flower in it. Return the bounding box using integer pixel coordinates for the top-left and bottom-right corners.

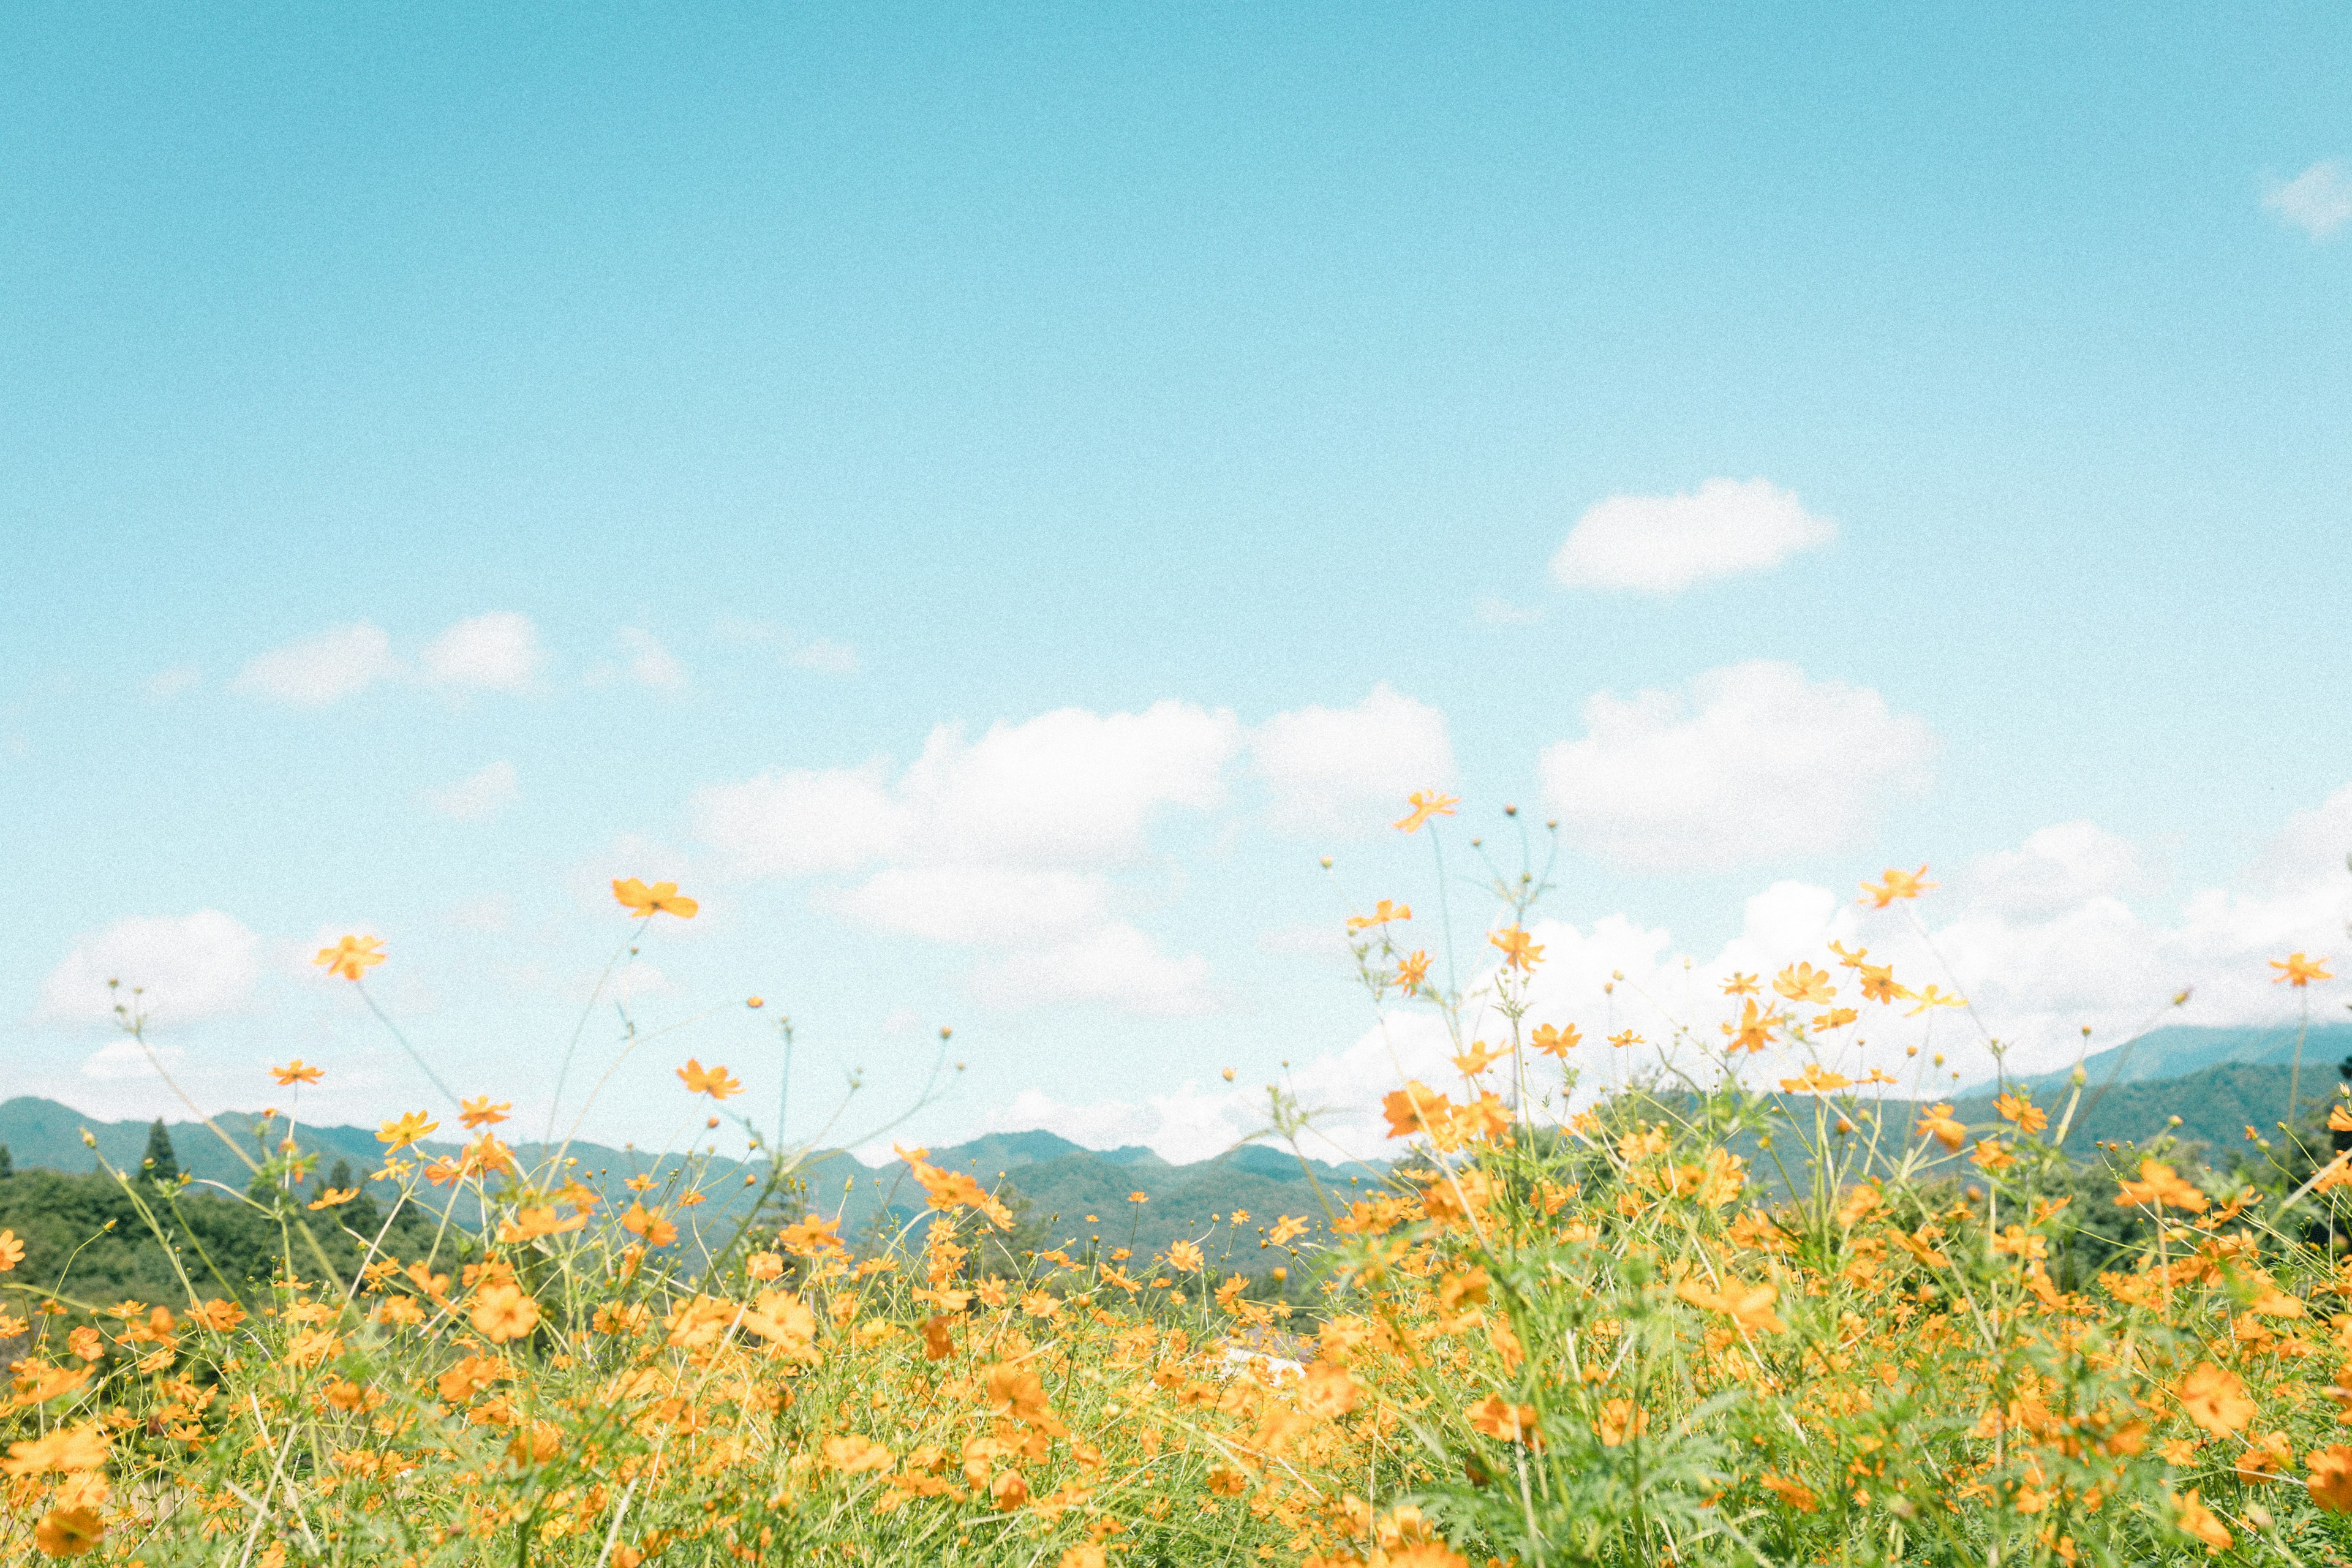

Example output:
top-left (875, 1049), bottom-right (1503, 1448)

top-left (1773, 962), bottom-right (1836, 1004)
top-left (1466, 1393), bottom-right (1541, 1444)
top-left (1166, 1240), bottom-right (1205, 1273)
top-left (270, 1059), bottom-right (323, 1086)
top-left (1860, 864), bottom-right (1936, 908)
top-left (1488, 925), bottom-right (1544, 972)
top-left (2309, 1444), bottom-right (2352, 1513)
top-left (1395, 949), bottom-right (1431, 990)
top-left (470, 1281), bottom-right (541, 1344)
top-left (1393, 790), bottom-right (1460, 833)
top-left (1904, 984), bottom-right (1965, 1016)
top-left (1758, 1474), bottom-right (1819, 1512)
top-left (0, 1229), bottom-right (22, 1273)
top-left (612, 877), bottom-right (699, 918)
top-left (1915, 1104), bottom-right (1966, 1152)
top-left (1994, 1091), bottom-right (2048, 1135)
top-left (313, 934), bottom-right (385, 981)
top-left (459, 1096), bottom-right (511, 1129)
top-left (2272, 952), bottom-right (2333, 987)
top-left (821, 1433), bottom-right (894, 1474)
top-left (4, 1424), bottom-right (109, 1476)
top-left (1449, 1040), bottom-right (1505, 1076)
top-left (1778, 1064), bottom-right (1852, 1095)
top-left (2173, 1488), bottom-right (2231, 1551)
top-left (2179, 1363), bottom-right (2255, 1437)
top-left (306, 1187), bottom-right (360, 1211)
top-left (375, 1110), bottom-right (438, 1152)
top-left (1346, 899), bottom-right (1411, 933)
top-left (677, 1058), bottom-right (743, 1100)
top-left (32, 1507), bottom-right (104, 1558)
top-left (1531, 1022), bottom-right (1580, 1058)
top-left (1721, 1000), bottom-right (1778, 1054)
top-left (1594, 1396), bottom-right (1648, 1447)
top-left (1721, 972), bottom-right (1758, 997)
top-left (2116, 1159), bottom-right (2207, 1213)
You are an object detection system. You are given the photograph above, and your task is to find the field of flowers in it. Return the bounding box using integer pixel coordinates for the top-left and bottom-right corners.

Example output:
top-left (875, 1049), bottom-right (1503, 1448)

top-left (6, 796), bottom-right (2352, 1565)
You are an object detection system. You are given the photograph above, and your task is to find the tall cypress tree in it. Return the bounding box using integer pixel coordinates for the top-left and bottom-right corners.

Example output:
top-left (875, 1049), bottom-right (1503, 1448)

top-left (143, 1119), bottom-right (179, 1183)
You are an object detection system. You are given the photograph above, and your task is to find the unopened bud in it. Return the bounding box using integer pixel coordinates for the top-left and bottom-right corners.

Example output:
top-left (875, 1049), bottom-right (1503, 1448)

top-left (2070, 1065), bottom-right (2086, 1087)
top-left (1221, 1068), bottom-right (1236, 1082)
top-left (1503, 804), bottom-right (1518, 816)
top-left (1319, 856), bottom-right (1333, 869)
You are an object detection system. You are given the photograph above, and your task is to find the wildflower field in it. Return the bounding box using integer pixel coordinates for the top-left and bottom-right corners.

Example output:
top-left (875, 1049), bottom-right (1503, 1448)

top-left (8, 798), bottom-right (2352, 1567)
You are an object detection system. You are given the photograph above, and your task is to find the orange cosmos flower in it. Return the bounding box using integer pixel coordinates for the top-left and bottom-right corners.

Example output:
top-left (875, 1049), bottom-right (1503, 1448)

top-left (1779, 1064), bottom-right (1852, 1095)
top-left (676, 1058), bottom-right (742, 1100)
top-left (1489, 925), bottom-right (1543, 972)
top-left (0, 1229), bottom-right (25, 1273)
top-left (1595, 1397), bottom-right (1648, 1447)
top-left (1994, 1092), bottom-right (2048, 1136)
top-left (1758, 1474), bottom-right (1819, 1512)
top-left (1905, 985), bottom-right (1965, 1016)
top-left (1721, 972), bottom-right (1759, 997)
top-left (1812, 1007), bottom-right (1860, 1031)
top-left (612, 877), bottom-right (698, 918)
top-left (778, 1213), bottom-right (847, 1256)
top-left (2173, 1488), bottom-right (2231, 1551)
top-left (306, 1188), bottom-right (360, 1211)
top-left (1347, 899), bottom-right (1411, 933)
top-left (1860, 865), bottom-right (1936, 908)
top-left (2116, 1159), bottom-right (2207, 1213)
top-left (1393, 790), bottom-right (1460, 833)
top-left (1467, 1393), bottom-right (1541, 1444)
top-left (619, 1203), bottom-right (678, 1248)
top-left (1774, 963), bottom-right (1836, 1005)
top-left (2308, 1444), bottom-right (2352, 1513)
top-left (1450, 1040), bottom-right (1506, 1076)
top-left (32, 1507), bottom-right (104, 1558)
top-left (459, 1095), bottom-right (511, 1129)
top-left (2272, 952), bottom-right (2334, 987)
top-left (1721, 1000), bottom-right (1778, 1054)
top-left (821, 1434), bottom-right (894, 1474)
top-left (1395, 950), bottom-right (1431, 990)
top-left (1915, 1104), bottom-right (1966, 1151)
top-left (313, 934), bottom-right (386, 981)
top-left (1608, 1029), bottom-right (1644, 1049)
top-left (3, 1423), bottom-right (110, 1477)
top-left (375, 1110), bottom-right (438, 1152)
top-left (1381, 1081), bottom-right (1452, 1140)
top-left (1531, 1022), bottom-right (1580, 1058)
top-left (470, 1281), bottom-right (541, 1344)
top-left (1827, 939), bottom-right (1868, 968)
top-left (1856, 962), bottom-right (1909, 1003)
top-left (1166, 1240), bottom-right (1205, 1273)
top-left (2179, 1363), bottom-right (2255, 1436)
top-left (270, 1059), bottom-right (323, 1086)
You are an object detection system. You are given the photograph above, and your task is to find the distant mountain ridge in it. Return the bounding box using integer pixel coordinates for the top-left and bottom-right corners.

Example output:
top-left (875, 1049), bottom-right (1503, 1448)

top-left (0, 1100), bottom-right (1377, 1259)
top-left (1961, 1023), bottom-right (2352, 1101)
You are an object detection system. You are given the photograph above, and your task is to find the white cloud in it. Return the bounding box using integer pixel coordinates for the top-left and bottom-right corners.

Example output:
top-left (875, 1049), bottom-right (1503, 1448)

top-left (1540, 660), bottom-right (1934, 870)
top-left (615, 627), bottom-right (688, 693)
top-left (143, 665), bottom-right (200, 701)
top-left (233, 622), bottom-right (395, 706)
top-left (2266, 160), bottom-right (2352, 239)
top-left (81, 1038), bottom-right (185, 1081)
top-left (426, 760), bottom-right (520, 821)
top-left (967, 921), bottom-right (1218, 1016)
top-left (423, 612), bottom-right (546, 693)
top-left (1252, 684), bottom-right (1455, 835)
top-left (832, 865), bottom-right (1112, 947)
top-left (792, 638), bottom-right (860, 676)
top-left (694, 761), bottom-right (913, 876)
top-left (1966, 821), bottom-right (2157, 914)
top-left (40, 910), bottom-right (262, 1027)
top-left (902, 703), bottom-right (1243, 868)
top-left (1551, 478), bottom-right (1836, 595)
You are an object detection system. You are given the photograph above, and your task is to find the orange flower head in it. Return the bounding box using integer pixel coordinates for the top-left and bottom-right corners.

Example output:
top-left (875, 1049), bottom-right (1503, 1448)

top-left (313, 934), bottom-right (386, 981)
top-left (1915, 1104), bottom-right (1966, 1152)
top-left (2179, 1363), bottom-right (2255, 1437)
top-left (2308, 1444), bottom-right (2352, 1513)
top-left (1994, 1091), bottom-right (2049, 1136)
top-left (676, 1058), bottom-right (742, 1101)
top-left (1774, 963), bottom-right (1836, 1005)
top-left (1721, 971), bottom-right (1759, 997)
top-left (375, 1110), bottom-right (439, 1152)
top-left (459, 1096), bottom-right (512, 1129)
top-left (1394, 949), bottom-right (1431, 990)
top-left (271, 1059), bottom-right (324, 1087)
top-left (1346, 899), bottom-right (1411, 934)
top-left (1467, 1393), bottom-right (1541, 1444)
top-left (1778, 1064), bottom-right (1852, 1095)
top-left (1450, 1040), bottom-right (1505, 1077)
top-left (1531, 1022), bottom-right (1581, 1058)
top-left (32, 1507), bottom-right (104, 1558)
top-left (1393, 790), bottom-right (1460, 833)
top-left (2272, 952), bottom-right (2334, 987)
top-left (612, 876), bottom-right (698, 918)
top-left (2173, 1488), bottom-right (2231, 1551)
top-left (470, 1281), bottom-right (541, 1344)
top-left (1860, 865), bottom-right (1936, 908)
top-left (0, 1229), bottom-right (25, 1273)
top-left (1489, 925), bottom-right (1544, 973)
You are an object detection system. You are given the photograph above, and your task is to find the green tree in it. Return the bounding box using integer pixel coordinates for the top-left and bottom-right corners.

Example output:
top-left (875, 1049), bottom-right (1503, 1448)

top-left (0, 1144), bottom-right (13, 1178)
top-left (141, 1120), bottom-right (179, 1184)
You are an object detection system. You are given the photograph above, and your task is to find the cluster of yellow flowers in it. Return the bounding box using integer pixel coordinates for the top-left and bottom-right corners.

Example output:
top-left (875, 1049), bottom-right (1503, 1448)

top-left (7, 833), bottom-right (2351, 1564)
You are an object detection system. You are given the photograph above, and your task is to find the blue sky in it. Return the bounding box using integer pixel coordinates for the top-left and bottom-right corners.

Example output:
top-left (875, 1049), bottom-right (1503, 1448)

top-left (6, 5), bottom-right (2349, 1164)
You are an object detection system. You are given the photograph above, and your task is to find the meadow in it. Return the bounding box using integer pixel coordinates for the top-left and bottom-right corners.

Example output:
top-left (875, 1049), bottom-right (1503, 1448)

top-left (6, 797), bottom-right (2352, 1566)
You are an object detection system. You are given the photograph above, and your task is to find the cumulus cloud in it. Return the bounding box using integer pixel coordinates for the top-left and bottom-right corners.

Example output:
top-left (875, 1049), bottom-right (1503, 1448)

top-left (696, 702), bottom-right (1244, 1016)
top-left (233, 622), bottom-right (396, 706)
top-left (967, 922), bottom-right (1218, 1015)
top-left (694, 761), bottom-right (912, 877)
top-left (1252, 684), bottom-right (1455, 835)
top-left (614, 627), bottom-right (688, 692)
top-left (40, 910), bottom-right (262, 1027)
top-left (2266, 159), bottom-right (2352, 239)
top-left (426, 760), bottom-right (520, 821)
top-left (1965, 821), bottom-right (2158, 914)
top-left (423, 612), bottom-right (546, 693)
top-left (1540, 660), bottom-right (1934, 870)
top-left (1551, 478), bottom-right (1836, 595)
